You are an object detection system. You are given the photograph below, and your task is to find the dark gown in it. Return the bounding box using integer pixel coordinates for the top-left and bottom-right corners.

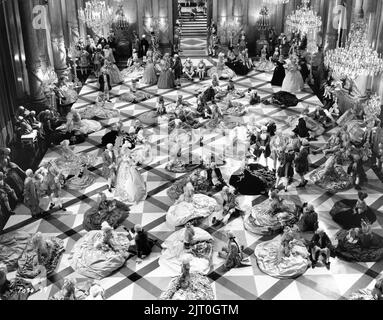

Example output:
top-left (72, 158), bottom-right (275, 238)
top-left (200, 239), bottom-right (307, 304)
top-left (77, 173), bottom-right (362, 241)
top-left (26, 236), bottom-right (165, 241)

top-left (330, 199), bottom-right (377, 230)
top-left (335, 230), bottom-right (383, 262)
top-left (271, 91), bottom-right (299, 108)
top-left (82, 200), bottom-right (130, 232)
top-left (226, 60), bottom-right (250, 76)
top-left (230, 164), bottom-right (276, 196)
top-left (271, 61), bottom-right (286, 86)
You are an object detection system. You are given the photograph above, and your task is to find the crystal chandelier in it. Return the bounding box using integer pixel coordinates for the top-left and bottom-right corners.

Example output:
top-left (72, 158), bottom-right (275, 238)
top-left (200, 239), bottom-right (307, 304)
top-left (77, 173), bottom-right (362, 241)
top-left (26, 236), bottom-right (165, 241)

top-left (258, 6), bottom-right (270, 30)
top-left (114, 5), bottom-right (129, 30)
top-left (286, 0), bottom-right (322, 35)
top-left (78, 0), bottom-right (114, 37)
top-left (325, 19), bottom-right (383, 81)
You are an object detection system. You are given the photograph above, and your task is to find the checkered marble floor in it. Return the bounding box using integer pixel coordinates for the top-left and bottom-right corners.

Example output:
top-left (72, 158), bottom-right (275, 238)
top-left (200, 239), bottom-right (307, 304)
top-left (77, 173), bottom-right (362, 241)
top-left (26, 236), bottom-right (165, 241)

top-left (3, 65), bottom-right (383, 300)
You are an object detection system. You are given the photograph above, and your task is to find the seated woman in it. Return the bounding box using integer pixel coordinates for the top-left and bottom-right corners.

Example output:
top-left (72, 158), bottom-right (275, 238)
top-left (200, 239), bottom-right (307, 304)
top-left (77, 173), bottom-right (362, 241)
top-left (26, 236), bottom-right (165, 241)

top-left (335, 221), bottom-right (383, 262)
top-left (308, 229), bottom-right (333, 269)
top-left (230, 163), bottom-right (276, 196)
top-left (79, 92), bottom-right (120, 120)
top-left (55, 109), bottom-right (102, 137)
top-left (0, 231), bottom-right (31, 272)
top-left (211, 187), bottom-right (241, 227)
top-left (17, 232), bottom-right (65, 279)
top-left (165, 120), bottom-right (201, 173)
top-left (330, 191), bottom-right (377, 230)
top-left (120, 57), bottom-right (144, 81)
top-left (207, 52), bottom-right (236, 80)
top-left (297, 203), bottom-right (319, 233)
top-left (49, 142), bottom-right (96, 190)
top-left (119, 89), bottom-right (152, 104)
top-left (159, 226), bottom-right (214, 275)
top-left (166, 183), bottom-right (221, 229)
top-left (160, 257), bottom-right (215, 300)
top-left (0, 263), bottom-right (35, 300)
top-left (244, 190), bottom-right (299, 236)
top-left (309, 154), bottom-right (353, 194)
top-left (215, 80), bottom-right (246, 102)
top-left (183, 58), bottom-right (195, 81)
top-left (70, 222), bottom-right (132, 279)
top-left (254, 45), bottom-right (275, 72)
top-left (270, 91), bottom-right (299, 108)
top-left (82, 192), bottom-right (130, 232)
top-left (137, 96), bottom-right (168, 126)
top-left (219, 99), bottom-right (247, 117)
top-left (49, 278), bottom-right (105, 300)
top-left (254, 226), bottom-right (311, 279)
top-left (167, 169), bottom-right (211, 202)
top-left (349, 274), bottom-right (383, 300)
top-left (218, 231), bottom-right (250, 270)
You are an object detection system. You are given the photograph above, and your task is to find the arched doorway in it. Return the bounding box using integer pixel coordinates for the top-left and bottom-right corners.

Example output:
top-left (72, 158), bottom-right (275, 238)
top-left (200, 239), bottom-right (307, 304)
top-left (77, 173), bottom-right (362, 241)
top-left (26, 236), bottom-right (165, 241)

top-left (173, 0), bottom-right (213, 57)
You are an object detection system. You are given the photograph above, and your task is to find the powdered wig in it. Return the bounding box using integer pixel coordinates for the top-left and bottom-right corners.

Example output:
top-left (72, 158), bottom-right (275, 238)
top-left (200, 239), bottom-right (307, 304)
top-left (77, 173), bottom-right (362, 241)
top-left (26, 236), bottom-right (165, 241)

top-left (32, 232), bottom-right (44, 249)
top-left (101, 221), bottom-right (113, 232)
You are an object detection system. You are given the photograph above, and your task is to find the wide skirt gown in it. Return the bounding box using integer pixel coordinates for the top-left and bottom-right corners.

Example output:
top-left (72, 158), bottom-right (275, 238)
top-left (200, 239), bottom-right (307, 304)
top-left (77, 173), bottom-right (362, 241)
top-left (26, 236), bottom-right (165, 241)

top-left (141, 62), bottom-right (158, 85)
top-left (158, 227), bottom-right (214, 275)
top-left (282, 70), bottom-right (304, 94)
top-left (157, 69), bottom-right (175, 89)
top-left (114, 162), bottom-right (147, 204)
top-left (254, 236), bottom-right (310, 279)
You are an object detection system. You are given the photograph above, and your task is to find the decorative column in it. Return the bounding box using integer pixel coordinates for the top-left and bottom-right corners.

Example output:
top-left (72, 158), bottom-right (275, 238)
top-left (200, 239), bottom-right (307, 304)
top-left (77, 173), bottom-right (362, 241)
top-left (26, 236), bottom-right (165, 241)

top-left (323, 0), bottom-right (339, 50)
top-left (18, 0), bottom-right (49, 106)
top-left (65, 0), bottom-right (81, 44)
top-left (48, 0), bottom-right (68, 77)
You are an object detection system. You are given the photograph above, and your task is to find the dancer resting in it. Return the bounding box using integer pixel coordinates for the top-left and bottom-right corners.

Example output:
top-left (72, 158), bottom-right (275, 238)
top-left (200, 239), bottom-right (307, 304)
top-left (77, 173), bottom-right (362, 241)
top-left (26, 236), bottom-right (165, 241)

top-left (159, 226), bottom-right (214, 275)
top-left (330, 191), bottom-right (377, 229)
top-left (17, 232), bottom-right (65, 279)
top-left (166, 183), bottom-right (220, 229)
top-left (211, 186), bottom-right (241, 227)
top-left (80, 92), bottom-right (120, 120)
top-left (297, 203), bottom-right (319, 233)
top-left (244, 189), bottom-right (298, 236)
top-left (218, 231), bottom-right (250, 270)
top-left (82, 192), bottom-right (129, 231)
top-left (335, 221), bottom-right (383, 262)
top-left (309, 153), bottom-right (353, 194)
top-left (160, 257), bottom-right (215, 300)
top-left (294, 139), bottom-right (310, 188)
top-left (207, 52), bottom-right (236, 80)
top-left (308, 229), bottom-right (333, 270)
top-left (254, 226), bottom-right (311, 279)
top-left (70, 222), bottom-right (132, 279)
top-left (157, 54), bottom-right (175, 89)
top-left (49, 278), bottom-right (105, 300)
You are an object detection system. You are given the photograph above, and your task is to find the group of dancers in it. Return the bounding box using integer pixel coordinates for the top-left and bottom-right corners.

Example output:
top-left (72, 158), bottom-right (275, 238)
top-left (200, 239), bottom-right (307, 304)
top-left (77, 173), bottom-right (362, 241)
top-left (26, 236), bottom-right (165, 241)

top-left (1, 28), bottom-right (383, 300)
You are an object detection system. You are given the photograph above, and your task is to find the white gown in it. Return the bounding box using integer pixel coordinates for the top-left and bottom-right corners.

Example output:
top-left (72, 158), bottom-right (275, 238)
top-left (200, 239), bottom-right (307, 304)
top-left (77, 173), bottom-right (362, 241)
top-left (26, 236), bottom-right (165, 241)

top-left (114, 146), bottom-right (147, 204)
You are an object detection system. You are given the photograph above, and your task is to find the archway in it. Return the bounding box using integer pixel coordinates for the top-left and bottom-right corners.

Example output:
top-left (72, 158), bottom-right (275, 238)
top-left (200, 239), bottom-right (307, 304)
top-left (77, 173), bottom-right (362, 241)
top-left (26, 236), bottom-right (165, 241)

top-left (173, 0), bottom-right (213, 56)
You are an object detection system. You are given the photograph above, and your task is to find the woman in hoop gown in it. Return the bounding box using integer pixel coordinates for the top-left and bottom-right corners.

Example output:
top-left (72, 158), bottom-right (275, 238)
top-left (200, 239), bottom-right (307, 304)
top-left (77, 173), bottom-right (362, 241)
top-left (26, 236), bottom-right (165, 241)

top-left (114, 142), bottom-right (147, 204)
top-left (281, 54), bottom-right (304, 94)
top-left (157, 55), bottom-right (175, 89)
top-left (207, 53), bottom-right (236, 80)
top-left (140, 57), bottom-right (158, 85)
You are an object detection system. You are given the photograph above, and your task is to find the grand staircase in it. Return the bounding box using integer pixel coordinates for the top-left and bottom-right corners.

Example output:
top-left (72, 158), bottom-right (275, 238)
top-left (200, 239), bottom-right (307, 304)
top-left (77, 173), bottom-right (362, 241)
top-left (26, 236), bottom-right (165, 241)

top-left (179, 10), bottom-right (208, 57)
